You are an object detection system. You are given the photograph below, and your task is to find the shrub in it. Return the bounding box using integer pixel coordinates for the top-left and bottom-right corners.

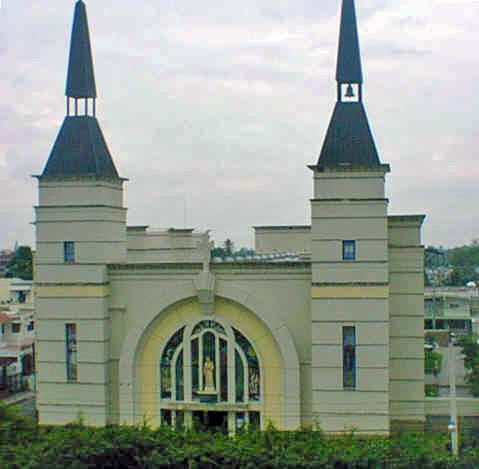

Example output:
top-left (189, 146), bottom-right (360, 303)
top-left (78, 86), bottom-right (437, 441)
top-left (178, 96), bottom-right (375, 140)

top-left (425, 350), bottom-right (443, 376)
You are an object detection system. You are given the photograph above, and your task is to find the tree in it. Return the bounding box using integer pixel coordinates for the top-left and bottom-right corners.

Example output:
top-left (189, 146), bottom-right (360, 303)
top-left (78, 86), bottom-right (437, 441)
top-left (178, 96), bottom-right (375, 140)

top-left (6, 246), bottom-right (33, 280)
top-left (447, 243), bottom-right (479, 286)
top-left (457, 334), bottom-right (479, 397)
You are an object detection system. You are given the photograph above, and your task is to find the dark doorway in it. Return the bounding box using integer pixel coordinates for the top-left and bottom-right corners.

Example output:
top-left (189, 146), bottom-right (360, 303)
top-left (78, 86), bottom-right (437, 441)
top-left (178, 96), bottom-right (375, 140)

top-left (193, 410), bottom-right (227, 433)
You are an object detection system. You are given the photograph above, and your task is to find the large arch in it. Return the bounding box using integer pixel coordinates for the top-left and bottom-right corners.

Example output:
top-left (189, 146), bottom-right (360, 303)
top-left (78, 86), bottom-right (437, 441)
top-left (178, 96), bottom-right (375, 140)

top-left (118, 285), bottom-right (301, 429)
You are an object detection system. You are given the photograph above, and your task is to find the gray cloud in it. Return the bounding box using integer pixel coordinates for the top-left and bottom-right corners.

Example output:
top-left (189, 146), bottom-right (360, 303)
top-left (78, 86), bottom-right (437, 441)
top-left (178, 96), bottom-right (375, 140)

top-left (1, 0), bottom-right (479, 250)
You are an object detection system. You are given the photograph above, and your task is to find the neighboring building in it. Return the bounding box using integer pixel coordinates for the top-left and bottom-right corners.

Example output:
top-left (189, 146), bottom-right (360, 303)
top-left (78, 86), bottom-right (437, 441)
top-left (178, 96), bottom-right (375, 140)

top-left (0, 250), bottom-right (13, 277)
top-left (424, 286), bottom-right (479, 336)
top-left (0, 278), bottom-right (33, 305)
top-left (34, 0), bottom-right (425, 433)
top-left (0, 280), bottom-right (35, 398)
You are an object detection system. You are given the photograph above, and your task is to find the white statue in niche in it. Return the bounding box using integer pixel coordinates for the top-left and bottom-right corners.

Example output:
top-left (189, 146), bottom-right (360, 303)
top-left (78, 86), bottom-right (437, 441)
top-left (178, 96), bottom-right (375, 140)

top-left (249, 370), bottom-right (259, 396)
top-left (203, 356), bottom-right (215, 392)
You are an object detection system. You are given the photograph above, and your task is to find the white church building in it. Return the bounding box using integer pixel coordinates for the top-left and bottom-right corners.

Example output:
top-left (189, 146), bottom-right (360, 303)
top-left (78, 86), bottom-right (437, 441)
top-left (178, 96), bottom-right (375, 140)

top-left (34, 0), bottom-right (425, 433)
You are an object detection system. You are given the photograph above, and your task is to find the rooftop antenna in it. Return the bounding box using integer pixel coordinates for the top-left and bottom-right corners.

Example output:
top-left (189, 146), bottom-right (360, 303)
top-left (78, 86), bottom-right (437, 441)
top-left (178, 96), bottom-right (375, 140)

top-left (183, 193), bottom-right (188, 228)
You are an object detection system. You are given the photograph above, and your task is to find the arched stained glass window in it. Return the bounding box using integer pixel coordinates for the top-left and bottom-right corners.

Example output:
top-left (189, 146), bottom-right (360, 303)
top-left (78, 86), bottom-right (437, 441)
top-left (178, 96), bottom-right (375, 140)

top-left (160, 327), bottom-right (184, 398)
top-left (234, 328), bottom-right (260, 401)
top-left (192, 320), bottom-right (226, 336)
top-left (159, 318), bottom-right (262, 419)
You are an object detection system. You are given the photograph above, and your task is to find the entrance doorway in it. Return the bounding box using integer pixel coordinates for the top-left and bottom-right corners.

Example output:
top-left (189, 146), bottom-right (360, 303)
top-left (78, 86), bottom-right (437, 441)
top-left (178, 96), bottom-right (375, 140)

top-left (193, 410), bottom-right (227, 433)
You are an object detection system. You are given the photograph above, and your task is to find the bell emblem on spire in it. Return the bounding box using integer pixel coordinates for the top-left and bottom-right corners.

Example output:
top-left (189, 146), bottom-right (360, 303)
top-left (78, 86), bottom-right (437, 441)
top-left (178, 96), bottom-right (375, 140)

top-left (345, 84), bottom-right (355, 98)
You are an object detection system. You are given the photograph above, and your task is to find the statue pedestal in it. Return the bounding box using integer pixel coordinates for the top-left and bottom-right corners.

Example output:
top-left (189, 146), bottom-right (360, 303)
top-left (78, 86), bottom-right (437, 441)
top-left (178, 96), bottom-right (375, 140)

top-left (195, 389), bottom-right (218, 403)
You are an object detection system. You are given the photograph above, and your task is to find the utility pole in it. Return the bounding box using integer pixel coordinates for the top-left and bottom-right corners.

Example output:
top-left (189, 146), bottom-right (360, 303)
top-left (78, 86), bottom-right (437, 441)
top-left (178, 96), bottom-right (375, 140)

top-left (448, 332), bottom-right (458, 456)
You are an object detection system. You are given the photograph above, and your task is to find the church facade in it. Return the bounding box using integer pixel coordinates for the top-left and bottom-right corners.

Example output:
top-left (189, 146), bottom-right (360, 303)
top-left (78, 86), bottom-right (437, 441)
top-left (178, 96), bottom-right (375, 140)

top-left (34, 0), bottom-right (425, 434)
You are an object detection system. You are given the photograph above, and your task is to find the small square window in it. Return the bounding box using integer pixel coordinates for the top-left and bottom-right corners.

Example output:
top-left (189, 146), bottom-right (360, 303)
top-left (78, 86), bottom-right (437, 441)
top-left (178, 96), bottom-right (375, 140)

top-left (342, 240), bottom-right (356, 260)
top-left (63, 241), bottom-right (75, 263)
top-left (12, 323), bottom-right (21, 333)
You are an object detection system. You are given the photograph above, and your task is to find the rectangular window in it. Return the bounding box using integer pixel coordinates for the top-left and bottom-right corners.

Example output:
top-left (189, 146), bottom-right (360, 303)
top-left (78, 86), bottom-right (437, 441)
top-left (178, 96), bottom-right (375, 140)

top-left (342, 240), bottom-right (356, 260)
top-left (66, 323), bottom-right (77, 382)
top-left (343, 326), bottom-right (356, 389)
top-left (11, 323), bottom-right (21, 333)
top-left (63, 241), bottom-right (75, 263)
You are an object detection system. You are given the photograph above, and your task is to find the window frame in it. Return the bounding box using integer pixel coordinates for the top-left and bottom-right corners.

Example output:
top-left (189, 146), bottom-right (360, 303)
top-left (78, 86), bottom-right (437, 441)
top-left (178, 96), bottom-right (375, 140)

top-left (63, 241), bottom-right (75, 263)
top-left (65, 323), bottom-right (77, 382)
top-left (342, 240), bottom-right (356, 260)
top-left (342, 326), bottom-right (356, 389)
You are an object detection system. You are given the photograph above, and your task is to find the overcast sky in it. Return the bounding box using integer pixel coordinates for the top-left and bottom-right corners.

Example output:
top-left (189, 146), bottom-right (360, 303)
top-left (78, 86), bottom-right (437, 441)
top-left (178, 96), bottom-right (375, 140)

top-left (1, 0), bottom-right (478, 250)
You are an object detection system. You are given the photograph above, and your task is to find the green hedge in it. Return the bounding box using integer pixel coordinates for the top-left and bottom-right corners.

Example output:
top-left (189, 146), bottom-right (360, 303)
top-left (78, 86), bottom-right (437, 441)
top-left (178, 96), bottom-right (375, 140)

top-left (2, 403), bottom-right (479, 469)
top-left (425, 350), bottom-right (442, 375)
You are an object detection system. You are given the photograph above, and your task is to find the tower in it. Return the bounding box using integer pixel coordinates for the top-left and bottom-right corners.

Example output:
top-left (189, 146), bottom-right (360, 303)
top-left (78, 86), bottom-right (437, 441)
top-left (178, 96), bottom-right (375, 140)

top-left (34, 0), bottom-right (127, 425)
top-left (309, 0), bottom-right (392, 433)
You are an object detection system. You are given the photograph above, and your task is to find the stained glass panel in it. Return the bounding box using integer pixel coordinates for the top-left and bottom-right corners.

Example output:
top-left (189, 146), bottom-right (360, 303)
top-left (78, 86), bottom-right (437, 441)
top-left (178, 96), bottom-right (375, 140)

top-left (233, 328), bottom-right (260, 401)
top-left (220, 339), bottom-right (228, 401)
top-left (248, 366), bottom-right (260, 401)
top-left (192, 320), bottom-right (226, 336)
top-left (176, 350), bottom-right (184, 400)
top-left (343, 326), bottom-right (356, 389)
top-left (235, 350), bottom-right (244, 402)
top-left (191, 338), bottom-right (199, 394)
top-left (160, 327), bottom-right (184, 398)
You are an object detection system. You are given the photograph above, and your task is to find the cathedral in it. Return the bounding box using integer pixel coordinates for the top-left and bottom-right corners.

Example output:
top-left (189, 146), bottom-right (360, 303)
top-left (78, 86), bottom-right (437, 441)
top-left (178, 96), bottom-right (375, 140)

top-left (34, 0), bottom-right (425, 433)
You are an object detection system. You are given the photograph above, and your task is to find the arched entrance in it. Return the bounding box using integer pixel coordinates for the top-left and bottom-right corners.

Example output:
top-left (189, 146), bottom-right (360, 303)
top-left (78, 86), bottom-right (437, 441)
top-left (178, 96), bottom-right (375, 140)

top-left (131, 296), bottom-right (288, 430)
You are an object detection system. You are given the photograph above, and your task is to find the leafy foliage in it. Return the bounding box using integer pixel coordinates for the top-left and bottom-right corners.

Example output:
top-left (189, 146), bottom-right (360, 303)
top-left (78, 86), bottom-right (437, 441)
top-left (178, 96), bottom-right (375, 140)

top-left (424, 241), bottom-right (479, 286)
top-left (425, 350), bottom-right (442, 375)
top-left (425, 383), bottom-right (440, 397)
top-left (6, 245), bottom-right (33, 280)
top-left (448, 242), bottom-right (479, 286)
top-left (457, 334), bottom-right (479, 397)
top-left (2, 402), bottom-right (479, 468)
top-left (211, 239), bottom-right (255, 260)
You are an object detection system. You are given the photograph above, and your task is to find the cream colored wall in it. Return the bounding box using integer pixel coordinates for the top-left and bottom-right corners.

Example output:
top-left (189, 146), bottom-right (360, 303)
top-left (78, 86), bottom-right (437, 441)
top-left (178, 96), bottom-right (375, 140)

top-left (35, 292), bottom-right (111, 426)
top-left (126, 230), bottom-right (208, 264)
top-left (214, 266), bottom-right (311, 426)
top-left (313, 170), bottom-right (387, 199)
top-left (388, 216), bottom-right (425, 424)
top-left (35, 178), bottom-right (127, 426)
top-left (111, 264), bottom-right (305, 428)
top-left (38, 179), bottom-right (124, 206)
top-left (311, 290), bottom-right (390, 433)
top-left (36, 241), bottom-right (126, 264)
top-left (310, 167), bottom-right (390, 434)
top-left (254, 226), bottom-right (311, 254)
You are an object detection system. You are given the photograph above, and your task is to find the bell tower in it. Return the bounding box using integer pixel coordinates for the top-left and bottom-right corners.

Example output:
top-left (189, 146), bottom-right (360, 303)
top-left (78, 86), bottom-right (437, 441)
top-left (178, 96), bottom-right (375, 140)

top-left (309, 0), bottom-right (391, 433)
top-left (34, 0), bottom-right (127, 425)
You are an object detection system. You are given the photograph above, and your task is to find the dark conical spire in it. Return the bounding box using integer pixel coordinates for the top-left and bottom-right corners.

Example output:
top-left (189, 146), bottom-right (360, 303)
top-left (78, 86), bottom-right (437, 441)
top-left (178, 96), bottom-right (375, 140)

top-left (314, 0), bottom-right (385, 170)
top-left (40, 1), bottom-right (120, 180)
top-left (65, 0), bottom-right (97, 98)
top-left (336, 0), bottom-right (363, 85)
